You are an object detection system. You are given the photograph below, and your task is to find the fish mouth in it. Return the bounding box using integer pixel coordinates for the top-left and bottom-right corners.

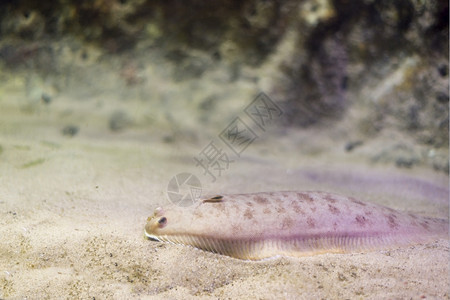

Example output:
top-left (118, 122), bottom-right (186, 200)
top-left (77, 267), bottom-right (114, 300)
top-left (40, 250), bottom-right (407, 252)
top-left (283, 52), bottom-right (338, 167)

top-left (144, 231), bottom-right (162, 242)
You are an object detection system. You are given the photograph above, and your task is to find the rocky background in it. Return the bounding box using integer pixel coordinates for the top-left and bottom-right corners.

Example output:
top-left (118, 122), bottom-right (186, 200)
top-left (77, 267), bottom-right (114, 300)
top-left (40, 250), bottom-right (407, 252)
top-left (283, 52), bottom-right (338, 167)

top-left (0, 0), bottom-right (448, 173)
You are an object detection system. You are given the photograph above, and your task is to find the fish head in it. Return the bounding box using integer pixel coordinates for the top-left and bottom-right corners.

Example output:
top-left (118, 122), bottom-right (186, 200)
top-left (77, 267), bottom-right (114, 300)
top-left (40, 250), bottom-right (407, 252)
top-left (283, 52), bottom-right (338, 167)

top-left (144, 207), bottom-right (167, 239)
top-left (144, 206), bottom-right (193, 241)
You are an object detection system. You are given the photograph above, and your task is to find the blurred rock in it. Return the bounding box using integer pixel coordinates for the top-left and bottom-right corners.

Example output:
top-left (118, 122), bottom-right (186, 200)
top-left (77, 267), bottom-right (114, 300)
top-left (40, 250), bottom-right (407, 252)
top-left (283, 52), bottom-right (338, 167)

top-left (0, 0), bottom-right (447, 171)
top-left (62, 125), bottom-right (79, 137)
top-left (372, 144), bottom-right (420, 169)
top-left (109, 111), bottom-right (132, 132)
top-left (41, 93), bottom-right (52, 104)
top-left (345, 141), bottom-right (363, 152)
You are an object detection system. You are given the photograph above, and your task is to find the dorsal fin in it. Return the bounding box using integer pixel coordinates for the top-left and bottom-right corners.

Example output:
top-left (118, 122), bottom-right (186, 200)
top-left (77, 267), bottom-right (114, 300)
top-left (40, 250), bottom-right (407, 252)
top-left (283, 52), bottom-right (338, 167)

top-left (202, 195), bottom-right (224, 203)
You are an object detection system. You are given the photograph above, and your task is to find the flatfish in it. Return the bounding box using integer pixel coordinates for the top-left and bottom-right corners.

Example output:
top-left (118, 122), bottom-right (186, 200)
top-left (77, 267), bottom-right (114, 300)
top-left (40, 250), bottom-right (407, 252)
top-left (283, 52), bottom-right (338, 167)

top-left (144, 191), bottom-right (448, 260)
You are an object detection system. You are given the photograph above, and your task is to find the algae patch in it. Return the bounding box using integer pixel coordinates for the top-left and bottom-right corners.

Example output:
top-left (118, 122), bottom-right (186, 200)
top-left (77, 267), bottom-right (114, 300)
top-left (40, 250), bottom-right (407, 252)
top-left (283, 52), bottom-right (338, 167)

top-left (21, 158), bottom-right (45, 168)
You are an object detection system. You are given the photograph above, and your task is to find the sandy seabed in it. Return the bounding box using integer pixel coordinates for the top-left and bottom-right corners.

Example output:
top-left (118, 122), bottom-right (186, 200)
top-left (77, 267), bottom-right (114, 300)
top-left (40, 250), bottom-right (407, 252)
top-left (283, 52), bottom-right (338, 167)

top-left (0, 95), bottom-right (449, 299)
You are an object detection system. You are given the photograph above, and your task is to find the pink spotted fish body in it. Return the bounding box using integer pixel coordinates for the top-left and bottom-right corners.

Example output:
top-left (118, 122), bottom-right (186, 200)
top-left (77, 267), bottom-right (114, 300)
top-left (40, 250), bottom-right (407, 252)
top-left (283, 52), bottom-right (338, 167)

top-left (144, 191), bottom-right (448, 260)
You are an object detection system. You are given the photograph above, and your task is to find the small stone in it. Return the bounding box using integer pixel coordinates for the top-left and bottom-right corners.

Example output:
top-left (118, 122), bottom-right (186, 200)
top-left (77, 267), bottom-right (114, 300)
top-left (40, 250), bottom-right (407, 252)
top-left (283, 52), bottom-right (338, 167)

top-left (431, 155), bottom-right (449, 174)
top-left (62, 125), bottom-right (79, 137)
top-left (41, 93), bottom-right (52, 104)
top-left (435, 92), bottom-right (449, 104)
top-left (437, 64), bottom-right (448, 77)
top-left (162, 135), bottom-right (174, 143)
top-left (338, 273), bottom-right (347, 281)
top-left (109, 111), bottom-right (131, 132)
top-left (345, 140), bottom-right (363, 152)
top-left (395, 157), bottom-right (414, 168)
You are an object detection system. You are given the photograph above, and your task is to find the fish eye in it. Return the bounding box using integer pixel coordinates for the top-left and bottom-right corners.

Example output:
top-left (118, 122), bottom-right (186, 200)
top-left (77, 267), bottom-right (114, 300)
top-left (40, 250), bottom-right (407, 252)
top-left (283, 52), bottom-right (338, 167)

top-left (157, 217), bottom-right (167, 227)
